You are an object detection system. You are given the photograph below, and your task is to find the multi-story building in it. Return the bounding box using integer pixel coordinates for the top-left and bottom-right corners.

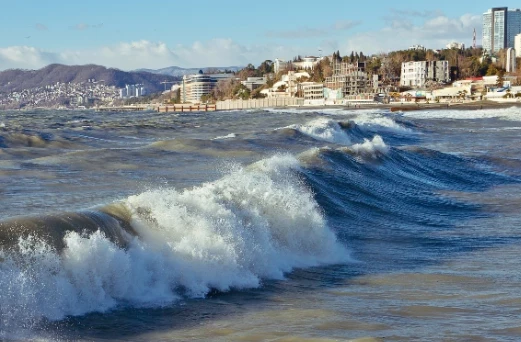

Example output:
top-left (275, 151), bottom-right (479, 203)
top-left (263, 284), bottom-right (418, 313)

top-left (119, 84), bottom-right (146, 98)
top-left (400, 61), bottom-right (450, 88)
top-left (325, 60), bottom-right (374, 97)
top-left (241, 76), bottom-right (267, 91)
top-left (301, 82), bottom-right (324, 100)
top-left (181, 72), bottom-right (235, 103)
top-left (483, 7), bottom-right (521, 54)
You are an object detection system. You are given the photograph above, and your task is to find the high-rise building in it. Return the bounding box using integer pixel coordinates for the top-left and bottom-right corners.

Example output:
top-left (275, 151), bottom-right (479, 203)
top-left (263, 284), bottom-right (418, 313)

top-left (483, 7), bottom-right (521, 54)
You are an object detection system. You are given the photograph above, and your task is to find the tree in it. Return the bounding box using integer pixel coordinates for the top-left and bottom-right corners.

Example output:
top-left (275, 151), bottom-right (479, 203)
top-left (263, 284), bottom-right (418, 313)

top-left (233, 84), bottom-right (251, 99)
top-left (258, 60), bottom-right (274, 75)
top-left (496, 70), bottom-right (505, 87)
top-left (277, 84), bottom-right (287, 92)
top-left (486, 64), bottom-right (499, 76)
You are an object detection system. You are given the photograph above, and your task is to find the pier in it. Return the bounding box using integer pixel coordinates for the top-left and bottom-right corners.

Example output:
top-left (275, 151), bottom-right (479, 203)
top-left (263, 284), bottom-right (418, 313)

top-left (157, 104), bottom-right (217, 112)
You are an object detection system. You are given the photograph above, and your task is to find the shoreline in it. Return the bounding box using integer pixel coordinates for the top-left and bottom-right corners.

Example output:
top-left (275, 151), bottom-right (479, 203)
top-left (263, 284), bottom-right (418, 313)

top-left (294, 100), bottom-right (521, 112)
top-left (4, 100), bottom-right (521, 113)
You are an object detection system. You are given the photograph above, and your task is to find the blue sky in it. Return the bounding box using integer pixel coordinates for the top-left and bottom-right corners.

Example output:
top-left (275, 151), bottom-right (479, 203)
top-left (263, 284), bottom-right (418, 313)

top-left (0, 0), bottom-right (519, 70)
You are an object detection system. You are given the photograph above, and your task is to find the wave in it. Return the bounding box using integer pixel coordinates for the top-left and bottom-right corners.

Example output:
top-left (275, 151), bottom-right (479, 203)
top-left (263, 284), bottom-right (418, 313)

top-left (213, 133), bottom-right (236, 140)
top-left (0, 154), bottom-right (349, 336)
top-left (342, 135), bottom-right (390, 159)
top-left (400, 106), bottom-right (521, 121)
top-left (351, 112), bottom-right (411, 132)
top-left (285, 118), bottom-right (352, 145)
top-left (0, 131), bottom-right (80, 149)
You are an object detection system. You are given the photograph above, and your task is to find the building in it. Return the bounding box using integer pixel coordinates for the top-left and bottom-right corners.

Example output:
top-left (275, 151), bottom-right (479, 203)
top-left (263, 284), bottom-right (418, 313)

top-left (241, 77), bottom-right (267, 91)
top-left (181, 72), bottom-right (235, 103)
top-left (446, 41), bottom-right (465, 50)
top-left (301, 82), bottom-right (324, 100)
top-left (409, 45), bottom-right (426, 51)
top-left (483, 7), bottom-right (521, 54)
top-left (274, 59), bottom-right (288, 74)
top-left (324, 60), bottom-right (374, 97)
top-left (261, 71), bottom-right (310, 98)
top-left (400, 61), bottom-right (450, 88)
top-left (515, 33), bottom-right (521, 57)
top-left (506, 48), bottom-right (517, 72)
top-left (119, 84), bottom-right (146, 98)
top-left (293, 56), bottom-right (322, 70)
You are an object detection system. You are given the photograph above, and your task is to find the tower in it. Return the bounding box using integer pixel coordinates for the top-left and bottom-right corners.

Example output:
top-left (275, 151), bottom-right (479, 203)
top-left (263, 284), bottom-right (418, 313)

top-left (473, 28), bottom-right (477, 49)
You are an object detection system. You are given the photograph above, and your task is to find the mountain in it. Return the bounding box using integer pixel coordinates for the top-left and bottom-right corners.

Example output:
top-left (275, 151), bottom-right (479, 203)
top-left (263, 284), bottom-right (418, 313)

top-left (136, 65), bottom-right (243, 77)
top-left (0, 64), bottom-right (181, 94)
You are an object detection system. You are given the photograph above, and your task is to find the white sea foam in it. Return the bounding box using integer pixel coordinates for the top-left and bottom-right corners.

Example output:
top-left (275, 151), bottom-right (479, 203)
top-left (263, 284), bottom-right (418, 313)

top-left (400, 106), bottom-right (521, 121)
top-left (287, 118), bottom-right (352, 145)
top-left (0, 154), bottom-right (349, 336)
top-left (348, 135), bottom-right (390, 158)
top-left (352, 113), bottom-right (410, 132)
top-left (213, 133), bottom-right (236, 140)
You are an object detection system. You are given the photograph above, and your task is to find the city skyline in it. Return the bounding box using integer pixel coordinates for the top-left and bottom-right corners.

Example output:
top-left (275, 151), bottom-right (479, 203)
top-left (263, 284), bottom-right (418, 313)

top-left (1, 0), bottom-right (520, 71)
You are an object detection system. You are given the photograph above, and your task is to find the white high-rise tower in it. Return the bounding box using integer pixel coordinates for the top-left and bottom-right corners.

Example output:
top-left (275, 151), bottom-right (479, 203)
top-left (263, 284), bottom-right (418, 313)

top-left (483, 7), bottom-right (521, 54)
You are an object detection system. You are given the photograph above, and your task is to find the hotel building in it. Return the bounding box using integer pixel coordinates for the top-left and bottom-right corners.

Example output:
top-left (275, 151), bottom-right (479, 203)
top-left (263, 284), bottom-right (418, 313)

top-left (181, 72), bottom-right (235, 103)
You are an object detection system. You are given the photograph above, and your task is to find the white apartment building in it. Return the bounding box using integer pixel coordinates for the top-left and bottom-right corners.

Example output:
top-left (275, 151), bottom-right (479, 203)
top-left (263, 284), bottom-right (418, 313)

top-left (301, 82), bottom-right (324, 100)
top-left (483, 7), bottom-right (521, 53)
top-left (400, 61), bottom-right (450, 88)
top-left (119, 84), bottom-right (146, 98)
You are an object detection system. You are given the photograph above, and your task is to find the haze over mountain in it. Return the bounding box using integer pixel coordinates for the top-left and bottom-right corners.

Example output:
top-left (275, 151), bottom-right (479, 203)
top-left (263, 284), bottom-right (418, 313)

top-left (0, 64), bottom-right (180, 94)
top-left (136, 66), bottom-right (243, 77)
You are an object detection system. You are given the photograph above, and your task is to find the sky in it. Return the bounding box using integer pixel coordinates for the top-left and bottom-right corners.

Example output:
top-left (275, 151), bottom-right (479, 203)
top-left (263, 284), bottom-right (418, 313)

top-left (0, 0), bottom-right (519, 71)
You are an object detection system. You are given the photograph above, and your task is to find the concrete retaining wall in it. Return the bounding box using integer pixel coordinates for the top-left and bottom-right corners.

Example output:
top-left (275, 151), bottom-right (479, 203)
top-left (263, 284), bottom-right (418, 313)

top-left (216, 98), bottom-right (304, 110)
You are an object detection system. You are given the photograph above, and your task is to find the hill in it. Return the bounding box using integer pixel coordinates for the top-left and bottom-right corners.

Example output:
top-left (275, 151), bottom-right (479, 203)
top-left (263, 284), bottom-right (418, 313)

top-left (0, 64), bottom-right (181, 94)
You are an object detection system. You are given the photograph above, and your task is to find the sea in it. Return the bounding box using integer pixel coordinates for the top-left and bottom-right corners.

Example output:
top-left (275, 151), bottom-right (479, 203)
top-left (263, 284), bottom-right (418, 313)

top-left (1, 106), bottom-right (521, 341)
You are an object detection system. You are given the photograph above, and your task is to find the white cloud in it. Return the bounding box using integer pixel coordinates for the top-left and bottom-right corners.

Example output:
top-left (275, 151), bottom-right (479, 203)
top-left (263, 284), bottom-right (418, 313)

top-left (0, 46), bottom-right (63, 70)
top-left (343, 13), bottom-right (481, 54)
top-left (0, 39), bottom-right (303, 71)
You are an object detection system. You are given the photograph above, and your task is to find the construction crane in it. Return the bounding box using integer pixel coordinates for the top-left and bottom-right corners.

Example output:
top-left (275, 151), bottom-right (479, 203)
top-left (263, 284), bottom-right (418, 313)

top-left (160, 80), bottom-right (178, 92)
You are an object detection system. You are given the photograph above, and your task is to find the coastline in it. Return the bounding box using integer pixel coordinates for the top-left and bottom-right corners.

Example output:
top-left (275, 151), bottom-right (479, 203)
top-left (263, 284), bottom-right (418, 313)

top-left (297, 100), bottom-right (521, 112)
top-left (4, 100), bottom-right (521, 113)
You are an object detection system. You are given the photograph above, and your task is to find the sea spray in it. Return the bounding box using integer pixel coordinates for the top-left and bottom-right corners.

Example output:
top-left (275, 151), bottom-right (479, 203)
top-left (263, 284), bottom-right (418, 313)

top-left (0, 154), bottom-right (349, 337)
top-left (286, 118), bottom-right (352, 145)
top-left (348, 135), bottom-right (390, 159)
